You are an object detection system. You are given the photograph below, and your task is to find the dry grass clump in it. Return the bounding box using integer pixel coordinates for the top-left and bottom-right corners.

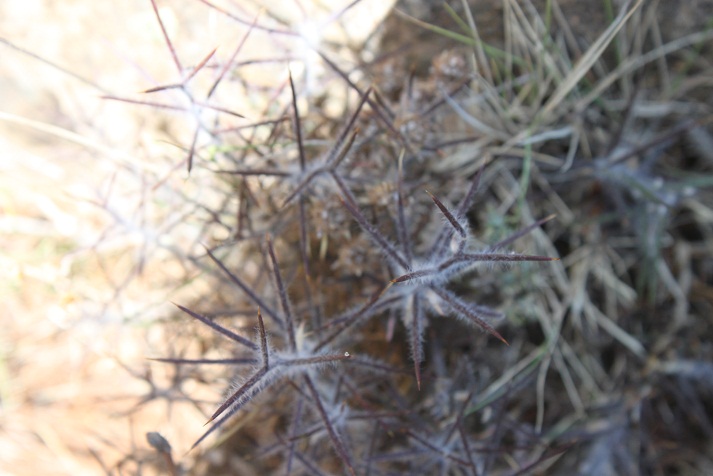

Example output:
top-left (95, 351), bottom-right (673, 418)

top-left (2, 0), bottom-right (713, 474)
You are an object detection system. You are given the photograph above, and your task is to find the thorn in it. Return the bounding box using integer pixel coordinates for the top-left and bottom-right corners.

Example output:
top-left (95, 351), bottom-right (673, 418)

top-left (257, 306), bottom-right (267, 356)
top-left (183, 46), bottom-right (218, 83)
top-left (142, 83), bottom-right (182, 93)
top-left (493, 332), bottom-right (509, 346)
top-left (379, 281), bottom-right (394, 296)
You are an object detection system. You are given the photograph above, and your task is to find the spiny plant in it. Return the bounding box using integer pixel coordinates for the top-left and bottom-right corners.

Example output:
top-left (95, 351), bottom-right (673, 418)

top-left (134, 0), bottom-right (713, 474)
top-left (154, 82), bottom-right (559, 475)
top-left (158, 236), bottom-right (360, 473)
top-left (136, 0), bottom-right (563, 473)
top-left (323, 162), bottom-right (558, 389)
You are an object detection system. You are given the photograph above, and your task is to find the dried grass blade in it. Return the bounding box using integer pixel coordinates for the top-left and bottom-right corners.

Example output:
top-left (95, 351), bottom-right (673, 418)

top-left (541, 0), bottom-right (643, 118)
